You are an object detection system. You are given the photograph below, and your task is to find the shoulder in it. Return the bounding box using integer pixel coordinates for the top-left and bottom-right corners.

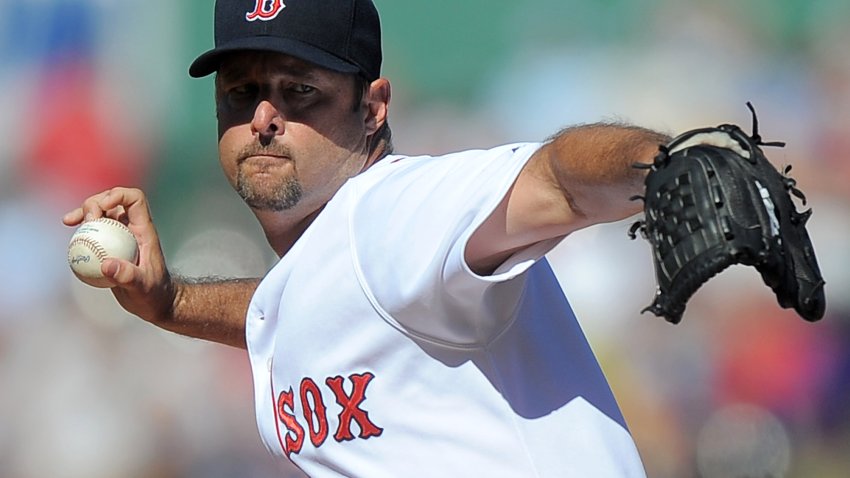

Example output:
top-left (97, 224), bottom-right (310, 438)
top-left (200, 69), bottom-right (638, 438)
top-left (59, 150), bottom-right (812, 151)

top-left (353, 143), bottom-right (542, 188)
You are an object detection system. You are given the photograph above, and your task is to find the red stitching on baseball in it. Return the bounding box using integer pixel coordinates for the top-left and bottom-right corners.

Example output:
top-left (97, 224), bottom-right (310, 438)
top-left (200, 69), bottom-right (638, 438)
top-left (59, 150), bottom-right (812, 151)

top-left (69, 237), bottom-right (108, 261)
top-left (94, 218), bottom-right (134, 237)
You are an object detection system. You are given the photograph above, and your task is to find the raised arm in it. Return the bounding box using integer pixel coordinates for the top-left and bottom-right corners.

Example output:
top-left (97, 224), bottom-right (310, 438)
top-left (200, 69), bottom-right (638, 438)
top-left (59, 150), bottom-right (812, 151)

top-left (466, 123), bottom-right (670, 274)
top-left (63, 187), bottom-right (257, 349)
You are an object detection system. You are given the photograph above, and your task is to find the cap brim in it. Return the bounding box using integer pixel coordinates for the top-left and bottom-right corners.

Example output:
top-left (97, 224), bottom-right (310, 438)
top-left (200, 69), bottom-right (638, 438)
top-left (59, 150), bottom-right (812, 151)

top-left (189, 36), bottom-right (361, 78)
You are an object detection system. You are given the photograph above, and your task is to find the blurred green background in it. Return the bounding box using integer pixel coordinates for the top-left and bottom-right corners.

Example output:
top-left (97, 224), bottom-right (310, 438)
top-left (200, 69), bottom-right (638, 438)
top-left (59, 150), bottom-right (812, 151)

top-left (1, 1), bottom-right (849, 477)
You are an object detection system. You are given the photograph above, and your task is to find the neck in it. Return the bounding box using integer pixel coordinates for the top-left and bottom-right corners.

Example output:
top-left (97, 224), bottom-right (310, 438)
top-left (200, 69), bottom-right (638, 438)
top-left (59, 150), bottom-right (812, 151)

top-left (365, 135), bottom-right (391, 168)
top-left (253, 206), bottom-right (324, 257)
top-left (256, 144), bottom-right (391, 257)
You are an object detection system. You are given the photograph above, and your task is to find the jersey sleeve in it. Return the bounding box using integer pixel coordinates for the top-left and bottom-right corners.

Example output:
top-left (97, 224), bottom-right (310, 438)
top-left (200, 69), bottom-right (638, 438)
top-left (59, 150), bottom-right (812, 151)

top-left (348, 142), bottom-right (561, 347)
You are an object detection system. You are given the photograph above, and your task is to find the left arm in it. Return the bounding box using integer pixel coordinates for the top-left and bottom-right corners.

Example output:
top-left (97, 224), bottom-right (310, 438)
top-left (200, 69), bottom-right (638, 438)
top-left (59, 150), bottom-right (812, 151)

top-left (466, 123), bottom-right (670, 274)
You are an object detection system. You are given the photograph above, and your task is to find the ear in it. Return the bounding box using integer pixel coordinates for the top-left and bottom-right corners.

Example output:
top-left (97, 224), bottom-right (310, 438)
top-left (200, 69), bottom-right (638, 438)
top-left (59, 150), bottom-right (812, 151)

top-left (365, 78), bottom-right (391, 135)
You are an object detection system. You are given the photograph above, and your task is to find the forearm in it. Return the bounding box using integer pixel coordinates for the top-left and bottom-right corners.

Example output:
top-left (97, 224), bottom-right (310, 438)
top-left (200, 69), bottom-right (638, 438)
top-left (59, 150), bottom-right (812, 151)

top-left (161, 277), bottom-right (260, 349)
top-left (543, 122), bottom-right (670, 225)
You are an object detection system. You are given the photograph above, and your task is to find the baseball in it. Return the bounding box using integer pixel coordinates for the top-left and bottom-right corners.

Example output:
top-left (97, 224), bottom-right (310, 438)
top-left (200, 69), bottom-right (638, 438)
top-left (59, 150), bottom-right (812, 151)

top-left (67, 217), bottom-right (138, 288)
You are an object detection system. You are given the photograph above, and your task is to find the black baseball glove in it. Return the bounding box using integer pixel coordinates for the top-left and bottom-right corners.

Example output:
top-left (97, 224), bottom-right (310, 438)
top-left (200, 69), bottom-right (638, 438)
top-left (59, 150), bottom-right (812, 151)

top-left (629, 103), bottom-right (825, 324)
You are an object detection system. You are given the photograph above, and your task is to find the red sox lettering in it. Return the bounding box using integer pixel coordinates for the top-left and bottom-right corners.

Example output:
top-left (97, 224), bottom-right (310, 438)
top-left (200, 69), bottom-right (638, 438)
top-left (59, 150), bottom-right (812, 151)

top-left (246, 0), bottom-right (286, 22)
top-left (274, 372), bottom-right (384, 457)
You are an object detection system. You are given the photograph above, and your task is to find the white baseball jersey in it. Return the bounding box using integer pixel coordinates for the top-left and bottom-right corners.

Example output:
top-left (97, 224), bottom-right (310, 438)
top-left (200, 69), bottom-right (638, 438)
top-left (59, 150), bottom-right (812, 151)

top-left (246, 143), bottom-right (647, 477)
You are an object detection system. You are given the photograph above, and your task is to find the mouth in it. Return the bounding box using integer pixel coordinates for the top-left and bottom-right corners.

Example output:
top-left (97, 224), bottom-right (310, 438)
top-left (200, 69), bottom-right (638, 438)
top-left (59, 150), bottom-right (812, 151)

top-left (240, 152), bottom-right (289, 161)
top-left (237, 141), bottom-right (293, 162)
top-left (239, 153), bottom-right (292, 168)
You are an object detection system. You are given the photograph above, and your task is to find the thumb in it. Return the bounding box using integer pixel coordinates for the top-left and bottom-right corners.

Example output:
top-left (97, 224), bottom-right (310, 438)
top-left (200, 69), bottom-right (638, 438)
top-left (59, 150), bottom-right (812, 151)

top-left (102, 258), bottom-right (140, 288)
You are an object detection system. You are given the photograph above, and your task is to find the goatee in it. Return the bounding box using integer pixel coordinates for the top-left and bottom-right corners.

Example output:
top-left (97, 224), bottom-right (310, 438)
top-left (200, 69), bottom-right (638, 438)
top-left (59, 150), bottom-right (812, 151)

top-left (235, 142), bottom-right (303, 211)
top-left (236, 169), bottom-right (303, 211)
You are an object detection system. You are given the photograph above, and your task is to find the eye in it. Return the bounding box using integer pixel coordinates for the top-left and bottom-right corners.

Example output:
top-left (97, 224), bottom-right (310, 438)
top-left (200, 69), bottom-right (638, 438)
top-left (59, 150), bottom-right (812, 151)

top-left (289, 83), bottom-right (316, 95)
top-left (224, 83), bottom-right (259, 109)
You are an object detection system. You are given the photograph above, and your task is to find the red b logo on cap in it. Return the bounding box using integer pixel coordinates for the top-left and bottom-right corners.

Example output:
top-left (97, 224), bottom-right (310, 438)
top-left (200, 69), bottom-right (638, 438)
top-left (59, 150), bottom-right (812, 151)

top-left (246, 0), bottom-right (286, 21)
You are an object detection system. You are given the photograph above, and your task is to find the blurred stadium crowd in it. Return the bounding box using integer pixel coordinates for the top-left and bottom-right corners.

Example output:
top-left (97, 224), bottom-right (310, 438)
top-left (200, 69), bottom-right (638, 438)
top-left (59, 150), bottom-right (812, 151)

top-left (0, 1), bottom-right (848, 477)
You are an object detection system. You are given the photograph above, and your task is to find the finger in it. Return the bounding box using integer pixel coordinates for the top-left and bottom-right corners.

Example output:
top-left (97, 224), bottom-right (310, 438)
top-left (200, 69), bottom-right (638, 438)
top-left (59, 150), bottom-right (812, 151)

top-left (104, 205), bottom-right (128, 223)
top-left (62, 208), bottom-right (84, 226)
top-left (65, 189), bottom-right (115, 226)
top-left (100, 189), bottom-right (161, 253)
top-left (65, 189), bottom-right (134, 229)
top-left (79, 190), bottom-right (115, 222)
top-left (102, 258), bottom-right (141, 288)
top-left (97, 188), bottom-right (153, 228)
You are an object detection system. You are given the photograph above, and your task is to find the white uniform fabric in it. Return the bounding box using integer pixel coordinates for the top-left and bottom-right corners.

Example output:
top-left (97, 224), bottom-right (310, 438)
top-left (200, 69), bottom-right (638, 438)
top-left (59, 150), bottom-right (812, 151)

top-left (246, 143), bottom-right (647, 477)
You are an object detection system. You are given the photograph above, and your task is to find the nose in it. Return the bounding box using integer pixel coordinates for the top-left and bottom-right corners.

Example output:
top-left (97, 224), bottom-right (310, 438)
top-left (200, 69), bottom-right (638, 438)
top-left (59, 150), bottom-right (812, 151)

top-left (251, 100), bottom-right (285, 146)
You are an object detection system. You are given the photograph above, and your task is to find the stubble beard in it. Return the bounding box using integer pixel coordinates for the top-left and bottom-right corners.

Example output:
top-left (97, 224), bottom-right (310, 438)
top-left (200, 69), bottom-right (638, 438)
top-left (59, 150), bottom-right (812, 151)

top-left (235, 164), bottom-right (303, 212)
top-left (234, 142), bottom-right (304, 212)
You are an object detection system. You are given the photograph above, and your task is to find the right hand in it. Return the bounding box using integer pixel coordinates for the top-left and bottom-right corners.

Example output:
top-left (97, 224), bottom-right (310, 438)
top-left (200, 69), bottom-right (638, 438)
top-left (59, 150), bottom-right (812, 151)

top-left (63, 187), bottom-right (176, 325)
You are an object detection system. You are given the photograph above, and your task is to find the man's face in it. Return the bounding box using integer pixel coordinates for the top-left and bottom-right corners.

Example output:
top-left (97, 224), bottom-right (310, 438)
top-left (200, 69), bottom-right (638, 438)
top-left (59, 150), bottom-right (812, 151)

top-left (215, 51), bottom-right (371, 216)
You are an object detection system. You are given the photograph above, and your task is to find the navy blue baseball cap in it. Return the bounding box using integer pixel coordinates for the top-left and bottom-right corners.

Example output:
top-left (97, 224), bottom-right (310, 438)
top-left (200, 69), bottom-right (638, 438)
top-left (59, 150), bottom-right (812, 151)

top-left (189, 0), bottom-right (382, 80)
